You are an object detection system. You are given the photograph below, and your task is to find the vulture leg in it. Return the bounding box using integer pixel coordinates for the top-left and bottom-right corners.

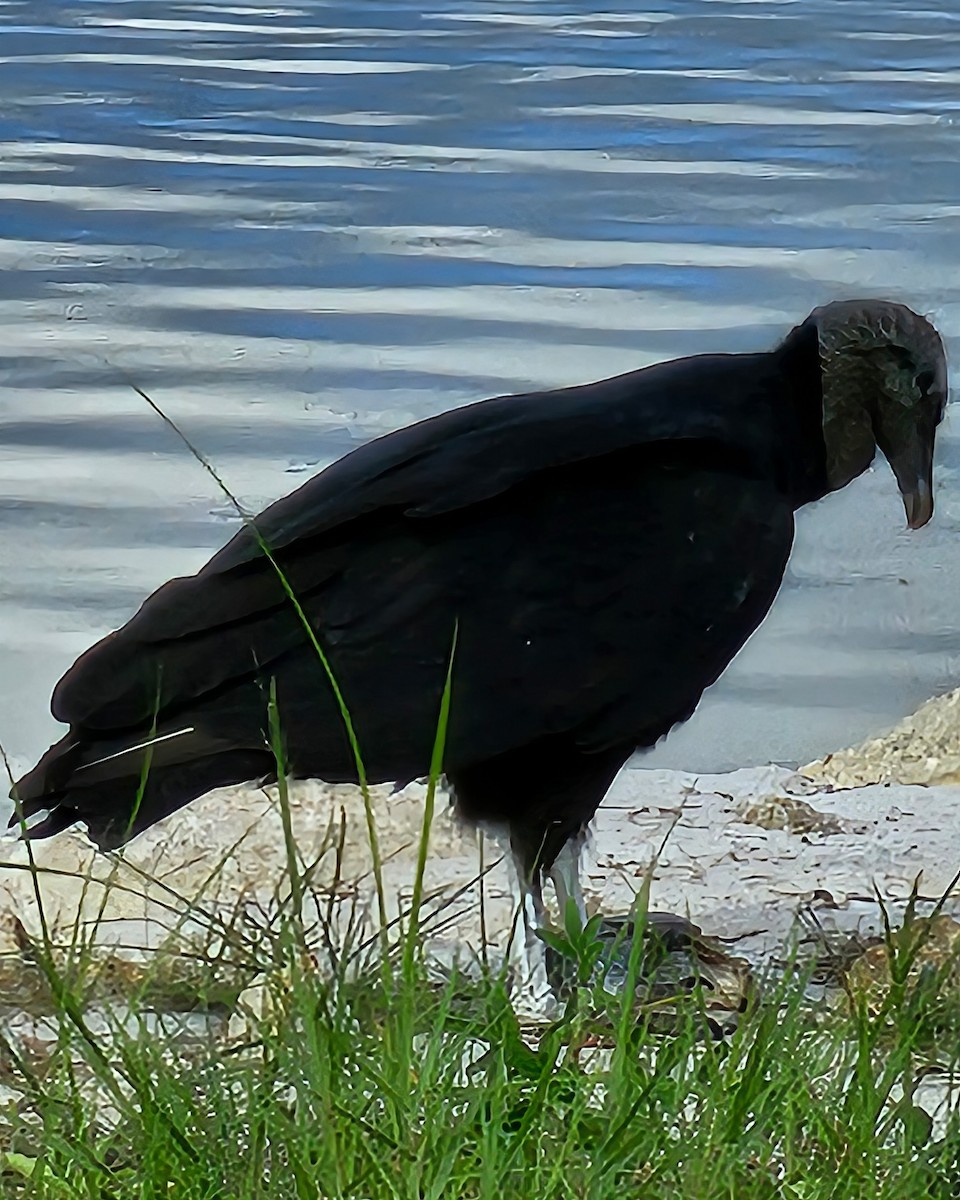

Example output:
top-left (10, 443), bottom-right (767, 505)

top-left (547, 833), bottom-right (588, 927)
top-left (450, 742), bottom-right (631, 1017)
top-left (505, 853), bottom-right (555, 1019)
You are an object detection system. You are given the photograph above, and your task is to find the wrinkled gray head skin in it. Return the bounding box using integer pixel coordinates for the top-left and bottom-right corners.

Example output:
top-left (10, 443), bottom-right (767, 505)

top-left (806, 299), bottom-right (948, 528)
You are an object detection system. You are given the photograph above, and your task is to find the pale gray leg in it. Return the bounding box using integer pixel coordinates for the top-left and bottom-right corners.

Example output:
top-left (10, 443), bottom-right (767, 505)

top-left (505, 856), bottom-right (556, 1020)
top-left (547, 835), bottom-right (587, 926)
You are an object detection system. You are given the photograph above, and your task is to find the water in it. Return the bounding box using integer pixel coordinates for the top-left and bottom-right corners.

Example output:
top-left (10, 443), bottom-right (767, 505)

top-left (1, 0), bottom-right (958, 782)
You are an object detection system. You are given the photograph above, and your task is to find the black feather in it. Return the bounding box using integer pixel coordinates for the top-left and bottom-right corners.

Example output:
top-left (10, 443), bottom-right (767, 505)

top-left (14, 317), bottom-right (832, 876)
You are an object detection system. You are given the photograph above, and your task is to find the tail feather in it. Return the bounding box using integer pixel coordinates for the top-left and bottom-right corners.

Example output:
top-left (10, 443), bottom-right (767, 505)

top-left (10, 731), bottom-right (83, 811)
top-left (11, 725), bottom-right (275, 850)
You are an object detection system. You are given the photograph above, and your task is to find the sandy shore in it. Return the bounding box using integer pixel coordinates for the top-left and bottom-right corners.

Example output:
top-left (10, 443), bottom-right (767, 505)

top-left (2, 687), bottom-right (959, 1146)
top-left (3, 686), bottom-right (960, 975)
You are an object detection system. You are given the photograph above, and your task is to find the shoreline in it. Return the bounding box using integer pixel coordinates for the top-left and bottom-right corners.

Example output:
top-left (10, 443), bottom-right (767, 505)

top-left (3, 685), bottom-right (960, 973)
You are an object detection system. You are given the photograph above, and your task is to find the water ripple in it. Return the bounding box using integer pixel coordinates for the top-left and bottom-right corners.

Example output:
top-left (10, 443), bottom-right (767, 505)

top-left (0, 0), bottom-right (958, 772)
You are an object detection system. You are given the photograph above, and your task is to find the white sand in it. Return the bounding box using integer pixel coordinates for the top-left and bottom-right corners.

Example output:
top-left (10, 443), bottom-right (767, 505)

top-left (3, 689), bottom-right (960, 1138)
top-left (4, 686), bottom-right (960, 971)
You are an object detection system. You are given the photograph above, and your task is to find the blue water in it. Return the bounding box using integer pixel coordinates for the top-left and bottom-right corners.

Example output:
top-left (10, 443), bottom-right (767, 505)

top-left (1, 0), bottom-right (958, 776)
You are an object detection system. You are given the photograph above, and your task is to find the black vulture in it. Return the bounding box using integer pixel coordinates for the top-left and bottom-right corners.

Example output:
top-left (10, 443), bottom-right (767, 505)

top-left (11, 298), bottom-right (948, 1009)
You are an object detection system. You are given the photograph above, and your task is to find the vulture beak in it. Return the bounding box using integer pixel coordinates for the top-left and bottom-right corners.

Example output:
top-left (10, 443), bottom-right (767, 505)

top-left (903, 476), bottom-right (934, 530)
top-left (886, 428), bottom-right (936, 530)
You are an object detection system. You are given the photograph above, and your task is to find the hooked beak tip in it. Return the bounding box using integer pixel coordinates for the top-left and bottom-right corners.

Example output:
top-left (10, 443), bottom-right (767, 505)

top-left (904, 480), bottom-right (934, 530)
